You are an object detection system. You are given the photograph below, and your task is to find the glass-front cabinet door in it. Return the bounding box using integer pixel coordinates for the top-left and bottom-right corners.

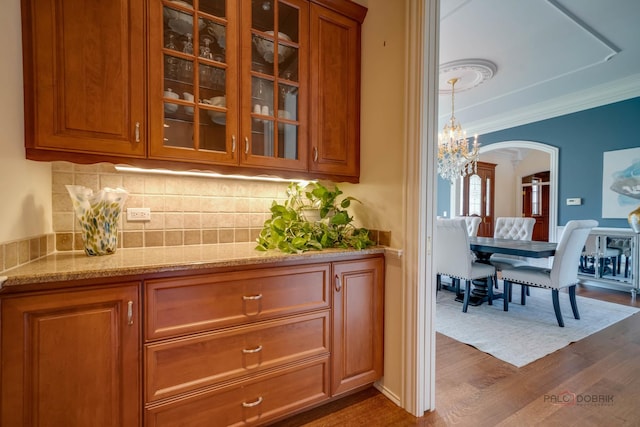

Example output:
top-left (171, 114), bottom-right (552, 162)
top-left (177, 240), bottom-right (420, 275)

top-left (149, 0), bottom-right (238, 164)
top-left (240, 0), bottom-right (308, 171)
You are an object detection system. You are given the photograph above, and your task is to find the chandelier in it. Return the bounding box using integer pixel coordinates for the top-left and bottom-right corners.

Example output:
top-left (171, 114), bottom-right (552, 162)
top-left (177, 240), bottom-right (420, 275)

top-left (437, 77), bottom-right (479, 182)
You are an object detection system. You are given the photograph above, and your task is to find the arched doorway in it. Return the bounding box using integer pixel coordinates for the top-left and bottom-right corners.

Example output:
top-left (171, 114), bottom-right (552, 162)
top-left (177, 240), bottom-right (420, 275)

top-left (449, 140), bottom-right (559, 242)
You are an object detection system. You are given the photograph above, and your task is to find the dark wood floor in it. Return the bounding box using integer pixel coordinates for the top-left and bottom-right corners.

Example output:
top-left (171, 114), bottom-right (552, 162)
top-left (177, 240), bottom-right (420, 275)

top-left (273, 284), bottom-right (640, 426)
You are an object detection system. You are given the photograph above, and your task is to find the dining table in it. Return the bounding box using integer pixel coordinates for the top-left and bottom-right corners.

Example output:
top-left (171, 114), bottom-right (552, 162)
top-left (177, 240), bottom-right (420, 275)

top-left (461, 237), bottom-right (558, 306)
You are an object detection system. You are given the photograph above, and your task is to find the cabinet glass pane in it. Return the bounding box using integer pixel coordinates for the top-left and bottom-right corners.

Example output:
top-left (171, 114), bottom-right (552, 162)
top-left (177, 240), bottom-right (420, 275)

top-left (199, 109), bottom-right (226, 152)
top-left (200, 19), bottom-right (226, 56)
top-left (199, 0), bottom-right (226, 18)
top-left (252, 75), bottom-right (273, 117)
top-left (251, 120), bottom-right (275, 157)
top-left (164, 116), bottom-right (194, 149)
top-left (278, 81), bottom-right (297, 120)
top-left (252, 0), bottom-right (274, 32)
top-left (278, 2), bottom-right (299, 43)
top-left (164, 8), bottom-right (194, 38)
top-left (278, 123), bottom-right (298, 159)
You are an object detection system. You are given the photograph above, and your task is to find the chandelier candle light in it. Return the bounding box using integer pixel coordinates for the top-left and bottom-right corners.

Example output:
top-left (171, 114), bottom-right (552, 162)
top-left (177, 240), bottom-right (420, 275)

top-left (438, 77), bottom-right (479, 183)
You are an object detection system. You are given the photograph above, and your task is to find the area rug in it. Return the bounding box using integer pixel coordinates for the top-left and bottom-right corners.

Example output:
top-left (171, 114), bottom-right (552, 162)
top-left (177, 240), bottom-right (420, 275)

top-left (436, 285), bottom-right (639, 367)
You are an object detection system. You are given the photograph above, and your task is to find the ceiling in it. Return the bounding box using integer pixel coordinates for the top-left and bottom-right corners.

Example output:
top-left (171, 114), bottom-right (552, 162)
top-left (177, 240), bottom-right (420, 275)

top-left (438, 0), bottom-right (640, 136)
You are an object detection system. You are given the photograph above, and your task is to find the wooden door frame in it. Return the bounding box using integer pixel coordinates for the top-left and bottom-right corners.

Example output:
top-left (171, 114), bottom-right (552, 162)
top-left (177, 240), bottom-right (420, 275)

top-left (449, 141), bottom-right (558, 242)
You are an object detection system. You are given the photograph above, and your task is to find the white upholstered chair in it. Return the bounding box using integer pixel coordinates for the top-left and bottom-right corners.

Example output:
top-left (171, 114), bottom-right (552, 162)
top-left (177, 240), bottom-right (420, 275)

top-left (500, 220), bottom-right (598, 327)
top-left (461, 216), bottom-right (482, 237)
top-left (436, 218), bottom-right (496, 312)
top-left (490, 217), bottom-right (536, 295)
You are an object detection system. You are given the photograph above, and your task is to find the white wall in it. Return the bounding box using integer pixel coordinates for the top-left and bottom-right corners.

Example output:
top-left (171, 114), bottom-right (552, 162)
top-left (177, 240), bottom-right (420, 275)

top-left (347, 0), bottom-right (406, 403)
top-left (0, 0), bottom-right (52, 243)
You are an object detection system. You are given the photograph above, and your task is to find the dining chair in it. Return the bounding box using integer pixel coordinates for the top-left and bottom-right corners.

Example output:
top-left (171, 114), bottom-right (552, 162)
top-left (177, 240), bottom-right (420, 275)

top-left (490, 217), bottom-right (536, 295)
top-left (500, 219), bottom-right (598, 327)
top-left (460, 216), bottom-right (482, 237)
top-left (436, 218), bottom-right (496, 312)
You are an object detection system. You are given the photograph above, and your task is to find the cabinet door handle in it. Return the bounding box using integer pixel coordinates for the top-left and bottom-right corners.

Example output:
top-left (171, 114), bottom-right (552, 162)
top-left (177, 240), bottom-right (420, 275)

top-left (242, 345), bottom-right (263, 354)
top-left (245, 137), bottom-right (249, 154)
top-left (135, 122), bottom-right (140, 142)
top-left (127, 300), bottom-right (134, 325)
top-left (232, 135), bottom-right (236, 153)
top-left (335, 274), bottom-right (342, 292)
top-left (242, 396), bottom-right (263, 408)
top-left (313, 147), bottom-right (318, 162)
top-left (243, 294), bottom-right (263, 301)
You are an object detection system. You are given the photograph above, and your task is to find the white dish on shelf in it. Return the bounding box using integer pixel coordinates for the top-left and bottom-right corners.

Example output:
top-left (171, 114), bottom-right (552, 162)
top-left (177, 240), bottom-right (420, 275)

top-left (203, 96), bottom-right (226, 125)
top-left (253, 31), bottom-right (294, 64)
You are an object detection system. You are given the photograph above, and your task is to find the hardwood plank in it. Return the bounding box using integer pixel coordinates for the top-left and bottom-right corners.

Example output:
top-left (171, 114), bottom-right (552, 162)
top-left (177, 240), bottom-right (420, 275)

top-left (273, 284), bottom-right (640, 426)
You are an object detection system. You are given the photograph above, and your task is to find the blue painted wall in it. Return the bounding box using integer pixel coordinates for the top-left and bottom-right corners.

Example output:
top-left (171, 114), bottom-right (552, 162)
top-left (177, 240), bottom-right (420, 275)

top-left (437, 96), bottom-right (640, 227)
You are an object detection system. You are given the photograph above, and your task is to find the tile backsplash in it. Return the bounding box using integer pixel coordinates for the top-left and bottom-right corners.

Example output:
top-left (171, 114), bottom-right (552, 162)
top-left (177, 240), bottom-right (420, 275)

top-left (52, 162), bottom-right (289, 251)
top-left (0, 162), bottom-right (389, 273)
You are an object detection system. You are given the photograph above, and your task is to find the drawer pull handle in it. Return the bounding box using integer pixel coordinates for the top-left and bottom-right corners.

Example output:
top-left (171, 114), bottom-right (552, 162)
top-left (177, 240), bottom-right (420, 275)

top-left (243, 294), bottom-right (263, 301)
top-left (232, 135), bottom-right (236, 153)
top-left (335, 274), bottom-right (342, 292)
top-left (127, 301), bottom-right (134, 325)
top-left (245, 136), bottom-right (249, 154)
top-left (242, 396), bottom-right (263, 408)
top-left (242, 345), bottom-right (263, 354)
top-left (313, 147), bottom-right (318, 162)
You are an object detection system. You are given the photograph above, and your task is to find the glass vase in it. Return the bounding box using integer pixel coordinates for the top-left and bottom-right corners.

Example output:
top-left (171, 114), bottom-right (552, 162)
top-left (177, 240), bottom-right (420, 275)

top-left (66, 185), bottom-right (129, 256)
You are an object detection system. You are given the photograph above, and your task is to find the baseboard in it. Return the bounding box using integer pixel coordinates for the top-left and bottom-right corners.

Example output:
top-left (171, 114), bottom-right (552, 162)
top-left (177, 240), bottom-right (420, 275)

top-left (373, 381), bottom-right (401, 407)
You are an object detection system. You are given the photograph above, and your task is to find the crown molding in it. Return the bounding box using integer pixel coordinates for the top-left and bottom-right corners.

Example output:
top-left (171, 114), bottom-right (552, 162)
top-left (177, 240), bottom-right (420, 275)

top-left (465, 73), bottom-right (640, 135)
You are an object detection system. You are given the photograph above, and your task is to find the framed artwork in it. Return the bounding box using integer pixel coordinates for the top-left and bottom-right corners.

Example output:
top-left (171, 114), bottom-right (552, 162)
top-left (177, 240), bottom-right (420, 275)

top-left (602, 147), bottom-right (640, 218)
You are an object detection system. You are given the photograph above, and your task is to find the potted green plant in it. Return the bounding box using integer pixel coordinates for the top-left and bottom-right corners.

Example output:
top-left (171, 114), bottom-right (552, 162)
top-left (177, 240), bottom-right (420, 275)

top-left (255, 182), bottom-right (375, 253)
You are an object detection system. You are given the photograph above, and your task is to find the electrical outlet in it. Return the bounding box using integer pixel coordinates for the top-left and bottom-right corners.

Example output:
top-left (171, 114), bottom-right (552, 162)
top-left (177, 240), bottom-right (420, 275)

top-left (127, 207), bottom-right (151, 221)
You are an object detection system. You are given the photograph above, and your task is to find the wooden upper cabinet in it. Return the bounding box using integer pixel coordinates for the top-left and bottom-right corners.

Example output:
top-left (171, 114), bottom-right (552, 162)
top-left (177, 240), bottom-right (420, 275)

top-left (21, 0), bottom-right (366, 181)
top-left (239, 0), bottom-right (309, 172)
top-left (148, 0), bottom-right (240, 165)
top-left (22, 0), bottom-right (146, 158)
top-left (309, 2), bottom-right (365, 181)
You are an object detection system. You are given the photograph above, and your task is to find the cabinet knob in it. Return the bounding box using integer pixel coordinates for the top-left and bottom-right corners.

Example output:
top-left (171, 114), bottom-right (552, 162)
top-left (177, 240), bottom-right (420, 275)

top-left (135, 122), bottom-right (141, 142)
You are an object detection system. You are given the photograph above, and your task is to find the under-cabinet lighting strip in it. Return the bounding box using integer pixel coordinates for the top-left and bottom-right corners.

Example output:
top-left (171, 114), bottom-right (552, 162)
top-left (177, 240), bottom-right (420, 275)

top-left (114, 165), bottom-right (315, 184)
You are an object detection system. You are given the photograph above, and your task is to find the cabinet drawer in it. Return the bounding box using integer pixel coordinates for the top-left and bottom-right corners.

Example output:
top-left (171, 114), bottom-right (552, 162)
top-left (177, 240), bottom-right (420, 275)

top-left (145, 264), bottom-right (330, 340)
top-left (145, 356), bottom-right (329, 427)
top-left (145, 311), bottom-right (329, 402)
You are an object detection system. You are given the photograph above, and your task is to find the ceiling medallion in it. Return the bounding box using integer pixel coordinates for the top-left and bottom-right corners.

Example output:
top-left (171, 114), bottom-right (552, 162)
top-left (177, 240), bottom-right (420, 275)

top-left (439, 59), bottom-right (497, 94)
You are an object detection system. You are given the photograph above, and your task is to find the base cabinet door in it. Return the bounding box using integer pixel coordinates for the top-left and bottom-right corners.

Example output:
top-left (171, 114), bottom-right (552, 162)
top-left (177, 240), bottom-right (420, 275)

top-left (331, 257), bottom-right (384, 396)
top-left (0, 283), bottom-right (141, 427)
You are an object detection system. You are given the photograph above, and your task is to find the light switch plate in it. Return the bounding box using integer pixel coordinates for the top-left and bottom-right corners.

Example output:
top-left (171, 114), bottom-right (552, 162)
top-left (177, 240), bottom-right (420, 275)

top-left (566, 198), bottom-right (582, 206)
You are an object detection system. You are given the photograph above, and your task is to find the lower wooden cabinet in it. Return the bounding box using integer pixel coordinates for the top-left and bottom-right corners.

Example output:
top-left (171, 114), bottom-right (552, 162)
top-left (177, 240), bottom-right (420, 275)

top-left (331, 257), bottom-right (385, 396)
top-left (0, 253), bottom-right (384, 427)
top-left (0, 282), bottom-right (141, 427)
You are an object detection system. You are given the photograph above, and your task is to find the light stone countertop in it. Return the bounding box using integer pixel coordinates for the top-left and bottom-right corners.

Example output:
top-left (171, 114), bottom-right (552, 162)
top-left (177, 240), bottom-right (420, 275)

top-left (0, 243), bottom-right (385, 290)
